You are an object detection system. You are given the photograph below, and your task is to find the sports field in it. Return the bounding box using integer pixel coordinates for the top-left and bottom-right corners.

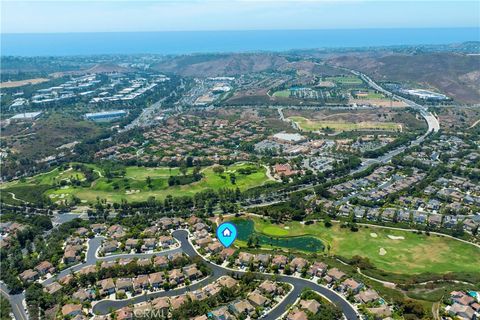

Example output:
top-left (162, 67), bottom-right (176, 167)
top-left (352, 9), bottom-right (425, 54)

top-left (1, 163), bottom-right (273, 204)
top-left (272, 89), bottom-right (291, 98)
top-left (289, 116), bottom-right (401, 132)
top-left (354, 90), bottom-right (385, 99)
top-left (231, 216), bottom-right (480, 274)
top-left (325, 76), bottom-right (363, 85)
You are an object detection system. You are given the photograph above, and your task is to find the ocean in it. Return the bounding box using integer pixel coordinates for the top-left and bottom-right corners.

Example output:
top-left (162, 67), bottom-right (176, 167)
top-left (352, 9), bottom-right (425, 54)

top-left (1, 28), bottom-right (479, 56)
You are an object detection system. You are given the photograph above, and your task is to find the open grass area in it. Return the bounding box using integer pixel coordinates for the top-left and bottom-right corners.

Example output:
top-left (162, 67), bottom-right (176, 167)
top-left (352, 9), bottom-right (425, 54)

top-left (272, 90), bottom-right (291, 98)
top-left (2, 162), bottom-right (273, 204)
top-left (325, 76), bottom-right (363, 85)
top-left (289, 116), bottom-right (401, 132)
top-left (230, 216), bottom-right (480, 275)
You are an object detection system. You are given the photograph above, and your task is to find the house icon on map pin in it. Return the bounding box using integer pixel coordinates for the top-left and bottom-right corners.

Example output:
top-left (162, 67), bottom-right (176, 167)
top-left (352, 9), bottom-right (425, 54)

top-left (223, 228), bottom-right (232, 237)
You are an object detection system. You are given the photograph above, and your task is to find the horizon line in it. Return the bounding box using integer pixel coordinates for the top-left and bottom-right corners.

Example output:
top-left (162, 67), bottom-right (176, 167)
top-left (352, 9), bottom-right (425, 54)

top-left (2, 26), bottom-right (479, 35)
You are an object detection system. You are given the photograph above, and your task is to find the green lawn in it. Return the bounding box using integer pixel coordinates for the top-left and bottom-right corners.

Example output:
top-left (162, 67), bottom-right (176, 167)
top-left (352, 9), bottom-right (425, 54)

top-left (289, 116), bottom-right (401, 132)
top-left (231, 216), bottom-right (480, 275)
top-left (365, 92), bottom-right (385, 99)
top-left (5, 162), bottom-right (274, 204)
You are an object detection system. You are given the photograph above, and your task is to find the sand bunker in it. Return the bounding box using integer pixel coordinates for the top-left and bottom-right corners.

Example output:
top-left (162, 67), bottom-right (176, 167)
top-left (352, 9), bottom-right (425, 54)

top-left (379, 248), bottom-right (387, 255)
top-left (370, 233), bottom-right (378, 238)
top-left (388, 235), bottom-right (405, 240)
top-left (125, 189), bottom-right (141, 195)
top-left (284, 226), bottom-right (290, 230)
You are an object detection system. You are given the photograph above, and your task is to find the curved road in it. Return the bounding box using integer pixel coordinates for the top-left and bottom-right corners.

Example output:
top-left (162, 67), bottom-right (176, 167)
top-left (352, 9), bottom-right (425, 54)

top-left (0, 282), bottom-right (27, 320)
top-left (91, 230), bottom-right (358, 320)
top-left (43, 237), bottom-right (182, 286)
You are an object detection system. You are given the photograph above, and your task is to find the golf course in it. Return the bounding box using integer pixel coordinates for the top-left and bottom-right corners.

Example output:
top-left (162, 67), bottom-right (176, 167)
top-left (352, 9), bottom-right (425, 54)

top-left (229, 216), bottom-right (480, 275)
top-left (1, 162), bottom-right (273, 204)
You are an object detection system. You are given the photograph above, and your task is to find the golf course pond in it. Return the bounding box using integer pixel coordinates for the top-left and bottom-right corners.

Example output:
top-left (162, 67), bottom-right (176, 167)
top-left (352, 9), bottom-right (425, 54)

top-left (233, 218), bottom-right (325, 252)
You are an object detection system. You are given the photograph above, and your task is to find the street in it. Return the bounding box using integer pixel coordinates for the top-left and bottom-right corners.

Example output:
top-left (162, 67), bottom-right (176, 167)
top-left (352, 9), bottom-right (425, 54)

top-left (91, 230), bottom-right (358, 320)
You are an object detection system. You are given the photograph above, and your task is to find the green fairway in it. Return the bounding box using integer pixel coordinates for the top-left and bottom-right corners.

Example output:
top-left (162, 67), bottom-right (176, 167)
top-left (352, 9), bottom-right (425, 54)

top-left (263, 225), bottom-right (290, 236)
top-left (230, 216), bottom-right (480, 275)
top-left (124, 166), bottom-right (189, 180)
top-left (289, 116), bottom-right (401, 132)
top-left (2, 162), bottom-right (274, 204)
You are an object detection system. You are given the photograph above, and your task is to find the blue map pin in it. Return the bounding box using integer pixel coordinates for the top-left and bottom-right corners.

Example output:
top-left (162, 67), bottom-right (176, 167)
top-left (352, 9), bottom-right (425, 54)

top-left (216, 222), bottom-right (237, 248)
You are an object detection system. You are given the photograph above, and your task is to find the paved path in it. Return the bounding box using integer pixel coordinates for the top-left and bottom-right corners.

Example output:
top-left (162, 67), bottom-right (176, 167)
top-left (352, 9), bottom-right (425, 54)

top-left (468, 119), bottom-right (480, 129)
top-left (92, 230), bottom-right (359, 320)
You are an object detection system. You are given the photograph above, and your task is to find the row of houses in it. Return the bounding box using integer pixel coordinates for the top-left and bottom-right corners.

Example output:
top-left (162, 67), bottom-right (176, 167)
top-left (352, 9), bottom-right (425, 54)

top-left (19, 260), bottom-right (55, 282)
top-left (445, 291), bottom-right (480, 320)
top-left (96, 263), bottom-right (202, 297)
top-left (330, 202), bottom-right (480, 232)
top-left (95, 276), bottom-right (285, 320)
top-left (209, 246), bottom-right (390, 319)
top-left (43, 251), bottom-right (193, 295)
top-left (101, 235), bottom-right (175, 254)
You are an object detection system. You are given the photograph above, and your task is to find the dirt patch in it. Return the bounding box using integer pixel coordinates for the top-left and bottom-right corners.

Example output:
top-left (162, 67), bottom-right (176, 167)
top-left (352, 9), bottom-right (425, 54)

top-left (1, 78), bottom-right (49, 88)
top-left (350, 98), bottom-right (408, 107)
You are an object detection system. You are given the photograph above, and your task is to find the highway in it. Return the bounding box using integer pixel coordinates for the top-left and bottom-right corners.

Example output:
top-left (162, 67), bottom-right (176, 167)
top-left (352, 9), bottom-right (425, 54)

top-left (89, 230), bottom-right (358, 319)
top-left (353, 70), bottom-right (440, 134)
top-left (244, 68), bottom-right (441, 208)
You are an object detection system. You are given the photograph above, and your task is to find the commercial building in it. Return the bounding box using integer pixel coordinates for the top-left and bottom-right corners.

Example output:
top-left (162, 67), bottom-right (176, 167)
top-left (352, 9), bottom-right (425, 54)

top-left (85, 110), bottom-right (127, 122)
top-left (10, 111), bottom-right (42, 122)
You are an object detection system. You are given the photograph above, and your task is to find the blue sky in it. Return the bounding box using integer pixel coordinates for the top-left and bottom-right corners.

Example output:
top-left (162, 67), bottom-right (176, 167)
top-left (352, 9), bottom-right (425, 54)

top-left (2, 1), bottom-right (479, 34)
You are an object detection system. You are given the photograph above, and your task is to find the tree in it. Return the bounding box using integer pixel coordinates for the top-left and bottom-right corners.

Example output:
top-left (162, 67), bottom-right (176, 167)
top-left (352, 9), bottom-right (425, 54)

top-left (229, 173), bottom-right (236, 185)
top-left (472, 225), bottom-right (478, 237)
top-left (213, 165), bottom-right (225, 175)
top-left (324, 217), bottom-right (332, 228)
top-left (146, 176), bottom-right (153, 189)
top-left (180, 164), bottom-right (188, 176)
top-left (247, 235), bottom-right (254, 248)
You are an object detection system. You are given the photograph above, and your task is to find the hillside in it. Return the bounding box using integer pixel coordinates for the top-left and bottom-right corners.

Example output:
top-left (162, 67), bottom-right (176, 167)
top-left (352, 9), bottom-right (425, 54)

top-left (153, 53), bottom-right (290, 77)
top-left (327, 52), bottom-right (480, 104)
